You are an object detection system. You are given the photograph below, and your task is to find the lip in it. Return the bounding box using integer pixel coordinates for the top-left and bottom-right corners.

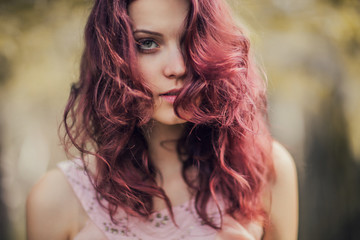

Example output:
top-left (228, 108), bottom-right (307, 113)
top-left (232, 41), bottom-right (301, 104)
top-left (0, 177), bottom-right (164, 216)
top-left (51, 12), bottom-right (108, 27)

top-left (160, 95), bottom-right (177, 104)
top-left (159, 88), bottom-right (181, 96)
top-left (159, 88), bottom-right (181, 104)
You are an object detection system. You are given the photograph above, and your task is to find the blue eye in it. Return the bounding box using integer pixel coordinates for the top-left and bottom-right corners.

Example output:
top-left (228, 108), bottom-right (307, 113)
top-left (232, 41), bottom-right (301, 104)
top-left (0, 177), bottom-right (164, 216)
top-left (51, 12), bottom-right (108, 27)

top-left (136, 39), bottom-right (159, 52)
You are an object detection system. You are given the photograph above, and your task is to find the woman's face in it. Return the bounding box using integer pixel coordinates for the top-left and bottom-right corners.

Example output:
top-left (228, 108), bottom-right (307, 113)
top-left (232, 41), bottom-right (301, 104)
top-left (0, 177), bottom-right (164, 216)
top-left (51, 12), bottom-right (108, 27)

top-left (128, 0), bottom-right (189, 125)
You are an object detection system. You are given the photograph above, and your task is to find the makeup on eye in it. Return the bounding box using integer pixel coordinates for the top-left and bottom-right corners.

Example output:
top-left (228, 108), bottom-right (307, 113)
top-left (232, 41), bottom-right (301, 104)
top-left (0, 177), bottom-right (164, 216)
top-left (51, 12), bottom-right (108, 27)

top-left (136, 38), bottom-right (160, 53)
top-left (133, 29), bottom-right (163, 53)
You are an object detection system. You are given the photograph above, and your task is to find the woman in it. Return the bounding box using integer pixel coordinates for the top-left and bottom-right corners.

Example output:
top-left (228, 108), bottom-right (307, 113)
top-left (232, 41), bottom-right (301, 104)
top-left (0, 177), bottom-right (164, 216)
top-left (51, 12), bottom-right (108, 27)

top-left (26, 0), bottom-right (298, 239)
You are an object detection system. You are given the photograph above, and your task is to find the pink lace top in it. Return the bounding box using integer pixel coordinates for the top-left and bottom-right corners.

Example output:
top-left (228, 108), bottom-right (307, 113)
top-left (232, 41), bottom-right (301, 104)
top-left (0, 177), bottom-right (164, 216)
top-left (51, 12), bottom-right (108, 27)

top-left (58, 160), bottom-right (263, 240)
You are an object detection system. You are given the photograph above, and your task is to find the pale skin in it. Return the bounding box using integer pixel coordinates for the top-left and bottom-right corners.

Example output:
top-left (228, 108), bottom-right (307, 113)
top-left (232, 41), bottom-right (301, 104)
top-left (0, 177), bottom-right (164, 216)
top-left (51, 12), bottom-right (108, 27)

top-left (26, 0), bottom-right (298, 239)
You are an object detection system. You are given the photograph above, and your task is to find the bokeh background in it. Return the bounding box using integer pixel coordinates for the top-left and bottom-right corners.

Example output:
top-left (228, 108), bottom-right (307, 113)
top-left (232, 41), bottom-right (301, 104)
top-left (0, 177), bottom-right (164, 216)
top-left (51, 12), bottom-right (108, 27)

top-left (0, 0), bottom-right (359, 239)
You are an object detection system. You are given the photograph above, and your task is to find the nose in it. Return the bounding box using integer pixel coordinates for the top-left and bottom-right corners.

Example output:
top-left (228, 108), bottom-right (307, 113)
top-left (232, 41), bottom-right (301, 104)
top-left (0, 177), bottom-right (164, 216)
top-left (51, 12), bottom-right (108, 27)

top-left (163, 44), bottom-right (186, 80)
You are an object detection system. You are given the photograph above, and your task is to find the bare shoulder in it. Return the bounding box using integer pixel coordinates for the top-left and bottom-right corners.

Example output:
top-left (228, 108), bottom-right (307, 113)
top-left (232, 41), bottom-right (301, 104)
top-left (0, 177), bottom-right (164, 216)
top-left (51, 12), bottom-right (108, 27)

top-left (272, 141), bottom-right (297, 179)
top-left (263, 140), bottom-right (299, 240)
top-left (26, 168), bottom-right (82, 240)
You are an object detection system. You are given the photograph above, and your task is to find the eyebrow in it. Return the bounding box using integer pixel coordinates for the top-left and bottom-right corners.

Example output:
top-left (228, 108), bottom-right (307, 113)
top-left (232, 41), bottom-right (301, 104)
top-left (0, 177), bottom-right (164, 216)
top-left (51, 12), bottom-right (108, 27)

top-left (133, 29), bottom-right (163, 37)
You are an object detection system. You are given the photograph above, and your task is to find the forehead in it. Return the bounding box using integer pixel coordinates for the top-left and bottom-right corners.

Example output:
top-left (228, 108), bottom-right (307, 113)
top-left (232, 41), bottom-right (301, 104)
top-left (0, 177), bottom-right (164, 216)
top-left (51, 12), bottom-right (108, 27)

top-left (128, 0), bottom-right (190, 35)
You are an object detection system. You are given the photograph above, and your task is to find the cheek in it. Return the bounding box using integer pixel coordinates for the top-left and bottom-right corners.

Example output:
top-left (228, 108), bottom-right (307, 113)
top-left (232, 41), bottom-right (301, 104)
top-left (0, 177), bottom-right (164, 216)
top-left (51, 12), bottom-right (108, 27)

top-left (137, 55), bottom-right (162, 92)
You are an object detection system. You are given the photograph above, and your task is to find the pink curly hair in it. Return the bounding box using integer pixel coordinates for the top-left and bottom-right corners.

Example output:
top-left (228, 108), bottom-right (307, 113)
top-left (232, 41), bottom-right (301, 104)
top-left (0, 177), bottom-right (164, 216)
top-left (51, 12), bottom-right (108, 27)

top-left (62, 0), bottom-right (275, 229)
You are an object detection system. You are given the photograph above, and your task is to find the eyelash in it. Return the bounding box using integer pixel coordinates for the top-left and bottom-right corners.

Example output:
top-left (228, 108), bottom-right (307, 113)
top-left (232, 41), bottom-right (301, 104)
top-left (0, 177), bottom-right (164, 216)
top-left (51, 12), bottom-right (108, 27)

top-left (136, 39), bottom-right (160, 54)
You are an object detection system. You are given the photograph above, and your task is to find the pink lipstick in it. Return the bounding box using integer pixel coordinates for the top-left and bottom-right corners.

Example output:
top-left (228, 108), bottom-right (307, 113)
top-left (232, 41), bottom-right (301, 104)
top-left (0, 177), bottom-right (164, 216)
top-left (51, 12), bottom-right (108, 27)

top-left (159, 89), bottom-right (181, 104)
top-left (161, 95), bottom-right (177, 103)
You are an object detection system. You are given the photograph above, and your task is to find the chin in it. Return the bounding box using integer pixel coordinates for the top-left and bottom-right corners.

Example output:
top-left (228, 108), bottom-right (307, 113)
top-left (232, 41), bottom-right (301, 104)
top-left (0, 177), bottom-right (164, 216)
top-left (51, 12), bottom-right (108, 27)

top-left (151, 110), bottom-right (187, 126)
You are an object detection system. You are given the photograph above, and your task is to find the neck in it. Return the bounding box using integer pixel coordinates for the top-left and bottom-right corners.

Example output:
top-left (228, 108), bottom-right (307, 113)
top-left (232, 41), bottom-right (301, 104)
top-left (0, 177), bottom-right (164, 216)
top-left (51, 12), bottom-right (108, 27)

top-left (143, 120), bottom-right (194, 209)
top-left (143, 120), bottom-right (185, 180)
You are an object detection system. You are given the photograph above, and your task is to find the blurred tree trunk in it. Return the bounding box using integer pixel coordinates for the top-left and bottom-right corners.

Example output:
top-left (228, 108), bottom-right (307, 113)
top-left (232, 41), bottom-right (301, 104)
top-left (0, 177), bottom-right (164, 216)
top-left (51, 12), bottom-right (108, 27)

top-left (300, 89), bottom-right (360, 240)
top-left (0, 124), bottom-right (11, 240)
